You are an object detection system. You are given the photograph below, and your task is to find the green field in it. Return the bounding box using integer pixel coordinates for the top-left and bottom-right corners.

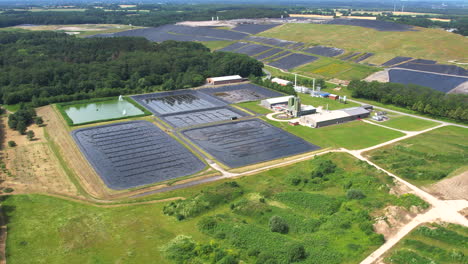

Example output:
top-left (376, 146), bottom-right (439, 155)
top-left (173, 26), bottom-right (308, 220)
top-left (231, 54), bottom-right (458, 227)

top-left (365, 126), bottom-right (468, 186)
top-left (198, 40), bottom-right (234, 51)
top-left (263, 118), bottom-right (405, 150)
top-left (295, 58), bottom-right (379, 80)
top-left (2, 152), bottom-right (428, 264)
top-left (236, 100), bottom-right (273, 114)
top-left (298, 94), bottom-right (359, 110)
top-left (260, 23), bottom-right (468, 66)
top-left (371, 115), bottom-right (439, 131)
top-left (384, 223), bottom-right (468, 264)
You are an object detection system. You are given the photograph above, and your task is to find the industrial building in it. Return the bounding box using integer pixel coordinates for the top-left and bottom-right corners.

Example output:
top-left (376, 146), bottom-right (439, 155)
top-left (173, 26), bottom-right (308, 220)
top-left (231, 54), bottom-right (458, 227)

top-left (299, 107), bottom-right (370, 128)
top-left (260, 95), bottom-right (294, 109)
top-left (271, 77), bottom-right (292, 86)
top-left (261, 96), bottom-right (316, 117)
top-left (206, 75), bottom-right (245, 85)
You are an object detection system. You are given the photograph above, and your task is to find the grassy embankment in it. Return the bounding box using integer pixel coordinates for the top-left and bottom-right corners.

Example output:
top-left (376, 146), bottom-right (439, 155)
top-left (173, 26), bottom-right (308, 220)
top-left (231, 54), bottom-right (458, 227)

top-left (259, 23), bottom-right (468, 67)
top-left (383, 222), bottom-right (468, 264)
top-left (2, 152), bottom-right (428, 264)
top-left (365, 126), bottom-right (468, 186)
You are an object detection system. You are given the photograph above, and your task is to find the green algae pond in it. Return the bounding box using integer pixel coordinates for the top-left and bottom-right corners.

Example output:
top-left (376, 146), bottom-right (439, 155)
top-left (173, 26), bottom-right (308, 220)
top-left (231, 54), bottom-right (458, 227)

top-left (60, 98), bottom-right (146, 125)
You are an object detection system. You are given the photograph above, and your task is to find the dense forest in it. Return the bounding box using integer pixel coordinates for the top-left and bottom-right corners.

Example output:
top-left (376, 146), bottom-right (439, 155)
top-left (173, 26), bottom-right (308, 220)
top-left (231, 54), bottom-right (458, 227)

top-left (348, 80), bottom-right (468, 122)
top-left (0, 6), bottom-right (286, 28)
top-left (0, 31), bottom-right (263, 106)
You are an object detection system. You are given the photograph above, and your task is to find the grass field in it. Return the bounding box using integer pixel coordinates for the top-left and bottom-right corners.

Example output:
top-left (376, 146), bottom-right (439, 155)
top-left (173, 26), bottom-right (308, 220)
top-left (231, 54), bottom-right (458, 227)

top-left (260, 23), bottom-right (468, 66)
top-left (236, 100), bottom-right (273, 114)
top-left (198, 41), bottom-right (234, 51)
top-left (383, 222), bottom-right (468, 264)
top-left (298, 94), bottom-right (359, 110)
top-left (295, 58), bottom-right (380, 80)
top-left (263, 118), bottom-right (405, 150)
top-left (370, 114), bottom-right (439, 131)
top-left (365, 126), bottom-right (468, 186)
top-left (1, 152), bottom-right (428, 264)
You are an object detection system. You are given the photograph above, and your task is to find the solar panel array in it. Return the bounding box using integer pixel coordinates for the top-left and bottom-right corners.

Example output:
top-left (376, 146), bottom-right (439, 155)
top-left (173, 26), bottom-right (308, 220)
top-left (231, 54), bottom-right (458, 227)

top-left (303, 46), bottom-right (344, 57)
top-left (381, 56), bottom-right (413, 67)
top-left (388, 69), bottom-right (468, 93)
top-left (235, 44), bottom-right (273, 56)
top-left (254, 48), bottom-right (284, 60)
top-left (268, 53), bottom-right (319, 70)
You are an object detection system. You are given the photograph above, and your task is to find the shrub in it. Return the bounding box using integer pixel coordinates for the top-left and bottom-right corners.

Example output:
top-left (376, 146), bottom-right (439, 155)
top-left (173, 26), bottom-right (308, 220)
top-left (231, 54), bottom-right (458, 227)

top-left (26, 130), bottom-right (35, 141)
top-left (347, 189), bottom-right (366, 200)
top-left (311, 160), bottom-right (337, 178)
top-left (289, 176), bottom-right (301, 186)
top-left (7, 141), bottom-right (16, 147)
top-left (197, 217), bottom-right (218, 233)
top-left (269, 215), bottom-right (289, 234)
top-left (285, 243), bottom-right (307, 262)
top-left (160, 235), bottom-right (196, 263)
top-left (34, 116), bottom-right (44, 126)
top-left (2, 188), bottom-right (14, 193)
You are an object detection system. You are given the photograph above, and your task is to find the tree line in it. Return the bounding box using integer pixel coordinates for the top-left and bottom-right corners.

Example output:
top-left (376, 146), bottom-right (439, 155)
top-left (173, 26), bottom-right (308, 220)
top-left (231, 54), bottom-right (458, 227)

top-left (0, 31), bottom-right (263, 106)
top-left (0, 6), bottom-right (286, 28)
top-left (348, 80), bottom-right (468, 122)
top-left (377, 15), bottom-right (468, 36)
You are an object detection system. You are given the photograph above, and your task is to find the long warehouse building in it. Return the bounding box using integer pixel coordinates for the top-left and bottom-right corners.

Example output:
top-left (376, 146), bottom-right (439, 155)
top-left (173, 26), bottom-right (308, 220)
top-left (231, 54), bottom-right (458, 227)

top-left (299, 107), bottom-right (370, 128)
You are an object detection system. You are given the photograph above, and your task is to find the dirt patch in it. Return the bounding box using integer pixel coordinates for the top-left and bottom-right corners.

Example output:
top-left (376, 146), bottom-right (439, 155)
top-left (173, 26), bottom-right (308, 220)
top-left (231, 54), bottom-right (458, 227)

top-left (389, 180), bottom-right (413, 196)
top-left (1, 113), bottom-right (81, 197)
top-left (365, 69), bottom-right (390, 82)
top-left (373, 205), bottom-right (422, 240)
top-left (424, 170), bottom-right (468, 200)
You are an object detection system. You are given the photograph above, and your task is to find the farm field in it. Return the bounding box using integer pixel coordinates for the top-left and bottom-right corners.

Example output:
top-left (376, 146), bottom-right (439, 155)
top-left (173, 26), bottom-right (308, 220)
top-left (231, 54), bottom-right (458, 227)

top-left (383, 222), bottom-right (468, 264)
top-left (1, 152), bottom-right (428, 264)
top-left (259, 23), bottom-right (468, 66)
top-left (364, 126), bottom-right (468, 186)
top-left (263, 118), bottom-right (405, 150)
top-left (294, 58), bottom-right (379, 80)
top-left (370, 114), bottom-right (439, 131)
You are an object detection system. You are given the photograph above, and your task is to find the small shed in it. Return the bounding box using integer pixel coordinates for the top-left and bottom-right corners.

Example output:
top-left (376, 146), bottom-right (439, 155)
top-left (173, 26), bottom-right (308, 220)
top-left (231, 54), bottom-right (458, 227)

top-left (329, 94), bottom-right (339, 100)
top-left (271, 78), bottom-right (292, 86)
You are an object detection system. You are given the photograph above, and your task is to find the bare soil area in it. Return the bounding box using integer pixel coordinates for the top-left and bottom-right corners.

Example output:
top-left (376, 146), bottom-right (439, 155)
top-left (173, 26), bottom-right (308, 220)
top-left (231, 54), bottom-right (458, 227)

top-left (1, 116), bottom-right (81, 197)
top-left (365, 69), bottom-right (390, 82)
top-left (424, 169), bottom-right (468, 200)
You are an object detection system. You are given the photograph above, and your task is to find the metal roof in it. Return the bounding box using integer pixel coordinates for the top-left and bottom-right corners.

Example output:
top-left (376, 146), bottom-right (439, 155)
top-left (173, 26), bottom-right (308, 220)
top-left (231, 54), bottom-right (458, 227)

top-left (208, 75), bottom-right (242, 82)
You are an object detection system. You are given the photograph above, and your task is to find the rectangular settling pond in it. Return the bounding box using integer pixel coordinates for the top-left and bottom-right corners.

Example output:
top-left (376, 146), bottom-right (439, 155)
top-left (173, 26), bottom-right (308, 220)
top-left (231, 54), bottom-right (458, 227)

top-left (72, 120), bottom-right (205, 190)
top-left (63, 98), bottom-right (144, 125)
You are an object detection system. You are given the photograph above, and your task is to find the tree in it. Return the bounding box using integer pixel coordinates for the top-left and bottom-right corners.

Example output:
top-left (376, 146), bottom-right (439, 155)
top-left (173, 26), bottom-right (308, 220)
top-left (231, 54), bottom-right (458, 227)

top-left (16, 121), bottom-right (27, 135)
top-left (269, 215), bottom-right (289, 234)
top-left (8, 141), bottom-right (17, 147)
top-left (311, 159), bottom-right (337, 178)
top-left (26, 130), bottom-right (35, 141)
top-left (34, 116), bottom-right (44, 126)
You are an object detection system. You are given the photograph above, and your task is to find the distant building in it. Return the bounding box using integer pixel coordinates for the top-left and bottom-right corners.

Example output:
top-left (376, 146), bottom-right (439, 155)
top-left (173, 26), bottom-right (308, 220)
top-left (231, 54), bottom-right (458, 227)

top-left (206, 75), bottom-right (244, 85)
top-left (299, 107), bottom-right (370, 128)
top-left (260, 95), bottom-right (294, 109)
top-left (329, 94), bottom-right (339, 100)
top-left (271, 77), bottom-right (292, 86)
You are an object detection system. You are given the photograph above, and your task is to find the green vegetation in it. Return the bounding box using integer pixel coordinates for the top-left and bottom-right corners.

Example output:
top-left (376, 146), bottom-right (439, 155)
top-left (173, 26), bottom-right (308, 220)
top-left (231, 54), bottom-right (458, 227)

top-left (0, 6), bottom-right (285, 28)
top-left (348, 80), bottom-right (468, 123)
top-left (0, 32), bottom-right (263, 106)
top-left (1, 152), bottom-right (429, 263)
top-left (250, 76), bottom-right (296, 95)
top-left (7, 105), bottom-right (36, 134)
top-left (7, 141), bottom-right (16, 147)
top-left (366, 126), bottom-right (468, 185)
top-left (298, 94), bottom-right (359, 110)
top-left (198, 40), bottom-right (234, 51)
top-left (384, 223), bottom-right (468, 264)
top-left (236, 101), bottom-right (273, 115)
top-left (56, 97), bottom-right (151, 126)
top-left (373, 115), bottom-right (439, 131)
top-left (295, 58), bottom-right (379, 80)
top-left (260, 23), bottom-right (468, 65)
top-left (264, 118), bottom-right (405, 150)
